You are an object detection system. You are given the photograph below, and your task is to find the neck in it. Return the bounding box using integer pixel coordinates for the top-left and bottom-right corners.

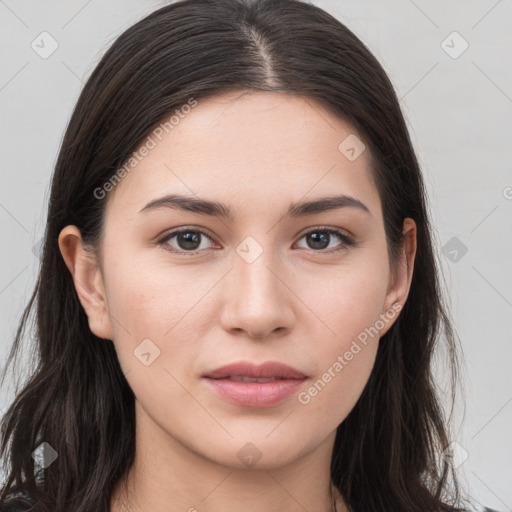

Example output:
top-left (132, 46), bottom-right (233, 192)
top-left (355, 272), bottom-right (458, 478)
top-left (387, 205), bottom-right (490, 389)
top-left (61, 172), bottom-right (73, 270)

top-left (110, 402), bottom-right (346, 512)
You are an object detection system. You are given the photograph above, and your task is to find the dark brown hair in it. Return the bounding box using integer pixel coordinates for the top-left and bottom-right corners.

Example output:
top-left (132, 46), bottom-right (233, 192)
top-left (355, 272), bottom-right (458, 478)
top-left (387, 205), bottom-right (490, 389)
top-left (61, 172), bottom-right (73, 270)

top-left (1, 0), bottom-right (470, 510)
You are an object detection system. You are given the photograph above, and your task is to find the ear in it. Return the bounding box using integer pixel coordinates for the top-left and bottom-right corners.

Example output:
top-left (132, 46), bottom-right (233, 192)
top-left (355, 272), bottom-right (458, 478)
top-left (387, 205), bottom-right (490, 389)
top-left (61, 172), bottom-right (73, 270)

top-left (379, 218), bottom-right (417, 337)
top-left (58, 225), bottom-right (113, 340)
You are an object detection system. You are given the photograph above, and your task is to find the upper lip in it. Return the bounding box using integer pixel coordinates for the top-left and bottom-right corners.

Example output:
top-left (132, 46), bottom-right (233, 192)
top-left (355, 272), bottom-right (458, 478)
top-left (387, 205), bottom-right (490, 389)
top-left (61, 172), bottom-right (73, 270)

top-left (203, 361), bottom-right (307, 379)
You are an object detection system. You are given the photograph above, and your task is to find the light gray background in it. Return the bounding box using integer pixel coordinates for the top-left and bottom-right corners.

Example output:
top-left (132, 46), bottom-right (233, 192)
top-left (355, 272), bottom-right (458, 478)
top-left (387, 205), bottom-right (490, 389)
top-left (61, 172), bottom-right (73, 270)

top-left (0, 1), bottom-right (511, 510)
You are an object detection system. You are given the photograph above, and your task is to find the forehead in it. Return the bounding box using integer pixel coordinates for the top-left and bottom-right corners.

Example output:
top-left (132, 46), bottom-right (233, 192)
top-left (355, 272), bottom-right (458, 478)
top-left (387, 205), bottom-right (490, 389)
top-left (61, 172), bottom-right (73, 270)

top-left (105, 90), bottom-right (380, 219)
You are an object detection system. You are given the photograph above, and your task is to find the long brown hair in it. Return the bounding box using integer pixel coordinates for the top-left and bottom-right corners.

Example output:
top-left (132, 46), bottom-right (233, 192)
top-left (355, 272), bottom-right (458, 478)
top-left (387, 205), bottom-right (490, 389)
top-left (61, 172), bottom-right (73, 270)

top-left (1, 0), bottom-right (470, 510)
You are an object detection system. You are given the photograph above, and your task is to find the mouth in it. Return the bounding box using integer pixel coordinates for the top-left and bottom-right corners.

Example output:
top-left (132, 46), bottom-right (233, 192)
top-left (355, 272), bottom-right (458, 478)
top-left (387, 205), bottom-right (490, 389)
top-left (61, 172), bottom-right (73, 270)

top-left (202, 360), bottom-right (308, 407)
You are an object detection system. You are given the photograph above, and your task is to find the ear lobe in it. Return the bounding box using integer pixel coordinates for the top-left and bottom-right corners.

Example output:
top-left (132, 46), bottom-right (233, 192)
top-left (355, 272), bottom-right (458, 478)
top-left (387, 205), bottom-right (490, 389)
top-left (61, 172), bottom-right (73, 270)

top-left (379, 218), bottom-right (417, 337)
top-left (58, 225), bottom-right (113, 340)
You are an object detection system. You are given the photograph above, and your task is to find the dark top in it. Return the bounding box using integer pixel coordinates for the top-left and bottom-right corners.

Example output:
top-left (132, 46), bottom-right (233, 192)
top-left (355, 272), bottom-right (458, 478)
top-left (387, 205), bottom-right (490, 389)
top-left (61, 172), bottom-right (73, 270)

top-left (0, 499), bottom-right (35, 511)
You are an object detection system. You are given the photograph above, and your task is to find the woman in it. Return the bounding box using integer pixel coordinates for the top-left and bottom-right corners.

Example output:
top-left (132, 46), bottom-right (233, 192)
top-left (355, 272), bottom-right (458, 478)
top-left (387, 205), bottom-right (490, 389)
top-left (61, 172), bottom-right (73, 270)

top-left (0, 0), bottom-right (500, 511)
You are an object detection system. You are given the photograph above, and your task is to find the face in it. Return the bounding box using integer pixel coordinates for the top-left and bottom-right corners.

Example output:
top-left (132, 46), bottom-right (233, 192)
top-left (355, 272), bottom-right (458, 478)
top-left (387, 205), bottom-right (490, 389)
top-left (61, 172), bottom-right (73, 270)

top-left (60, 90), bottom-right (415, 471)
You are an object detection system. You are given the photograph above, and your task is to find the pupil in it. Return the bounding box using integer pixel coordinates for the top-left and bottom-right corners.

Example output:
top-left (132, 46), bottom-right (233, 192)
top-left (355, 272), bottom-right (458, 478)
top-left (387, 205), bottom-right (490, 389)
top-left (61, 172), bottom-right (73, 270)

top-left (178, 232), bottom-right (200, 250)
top-left (308, 231), bottom-right (329, 250)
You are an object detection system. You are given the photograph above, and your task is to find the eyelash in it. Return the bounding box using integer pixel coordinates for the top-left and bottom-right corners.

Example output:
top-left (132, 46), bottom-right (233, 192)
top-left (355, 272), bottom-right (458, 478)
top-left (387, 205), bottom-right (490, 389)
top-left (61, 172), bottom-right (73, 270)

top-left (157, 226), bottom-right (356, 256)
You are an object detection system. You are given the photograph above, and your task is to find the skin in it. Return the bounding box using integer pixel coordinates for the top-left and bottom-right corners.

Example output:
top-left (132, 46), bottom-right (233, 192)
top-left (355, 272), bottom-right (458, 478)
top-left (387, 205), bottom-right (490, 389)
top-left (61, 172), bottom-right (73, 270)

top-left (58, 90), bottom-right (417, 512)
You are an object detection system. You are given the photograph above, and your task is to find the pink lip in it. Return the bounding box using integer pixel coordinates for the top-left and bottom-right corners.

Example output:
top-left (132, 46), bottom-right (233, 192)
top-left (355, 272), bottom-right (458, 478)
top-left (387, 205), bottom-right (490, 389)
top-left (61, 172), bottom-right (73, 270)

top-left (203, 378), bottom-right (307, 407)
top-left (203, 361), bottom-right (306, 380)
top-left (202, 361), bottom-right (307, 408)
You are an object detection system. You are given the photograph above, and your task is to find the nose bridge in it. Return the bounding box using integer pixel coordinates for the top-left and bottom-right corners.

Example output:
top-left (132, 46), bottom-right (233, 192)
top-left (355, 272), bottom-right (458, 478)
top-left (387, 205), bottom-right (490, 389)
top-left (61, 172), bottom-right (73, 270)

top-left (235, 236), bottom-right (282, 305)
top-left (222, 235), bottom-right (292, 337)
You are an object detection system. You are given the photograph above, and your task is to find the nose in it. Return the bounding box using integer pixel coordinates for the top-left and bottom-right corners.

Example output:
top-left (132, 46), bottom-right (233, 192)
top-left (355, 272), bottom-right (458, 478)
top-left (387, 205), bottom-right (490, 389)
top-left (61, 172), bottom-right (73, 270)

top-left (220, 248), bottom-right (295, 340)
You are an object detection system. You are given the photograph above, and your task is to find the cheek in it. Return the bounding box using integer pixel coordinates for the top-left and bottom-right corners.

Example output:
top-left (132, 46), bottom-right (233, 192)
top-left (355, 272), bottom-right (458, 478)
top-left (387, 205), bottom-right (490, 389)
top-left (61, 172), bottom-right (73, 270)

top-left (296, 283), bottom-right (383, 427)
top-left (102, 252), bottom-right (231, 399)
top-left (300, 252), bottom-right (389, 345)
top-left (295, 254), bottom-right (388, 407)
top-left (101, 254), bottom-right (199, 377)
top-left (103, 251), bottom-right (207, 335)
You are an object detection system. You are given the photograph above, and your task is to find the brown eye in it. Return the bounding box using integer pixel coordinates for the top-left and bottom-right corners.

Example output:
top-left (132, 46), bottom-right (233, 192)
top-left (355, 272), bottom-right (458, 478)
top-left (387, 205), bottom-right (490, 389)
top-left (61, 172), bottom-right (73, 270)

top-left (295, 228), bottom-right (355, 253)
top-left (158, 228), bottom-right (216, 254)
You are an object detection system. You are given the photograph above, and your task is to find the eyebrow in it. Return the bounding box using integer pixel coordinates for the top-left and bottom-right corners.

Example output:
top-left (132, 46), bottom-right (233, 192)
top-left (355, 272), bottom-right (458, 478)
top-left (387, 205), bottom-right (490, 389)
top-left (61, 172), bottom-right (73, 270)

top-left (138, 193), bottom-right (371, 219)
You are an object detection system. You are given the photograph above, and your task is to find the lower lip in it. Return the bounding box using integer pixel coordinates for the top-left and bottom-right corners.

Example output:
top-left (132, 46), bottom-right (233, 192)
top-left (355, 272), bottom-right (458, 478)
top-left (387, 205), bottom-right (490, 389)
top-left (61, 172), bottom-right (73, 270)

top-left (203, 377), bottom-right (307, 407)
